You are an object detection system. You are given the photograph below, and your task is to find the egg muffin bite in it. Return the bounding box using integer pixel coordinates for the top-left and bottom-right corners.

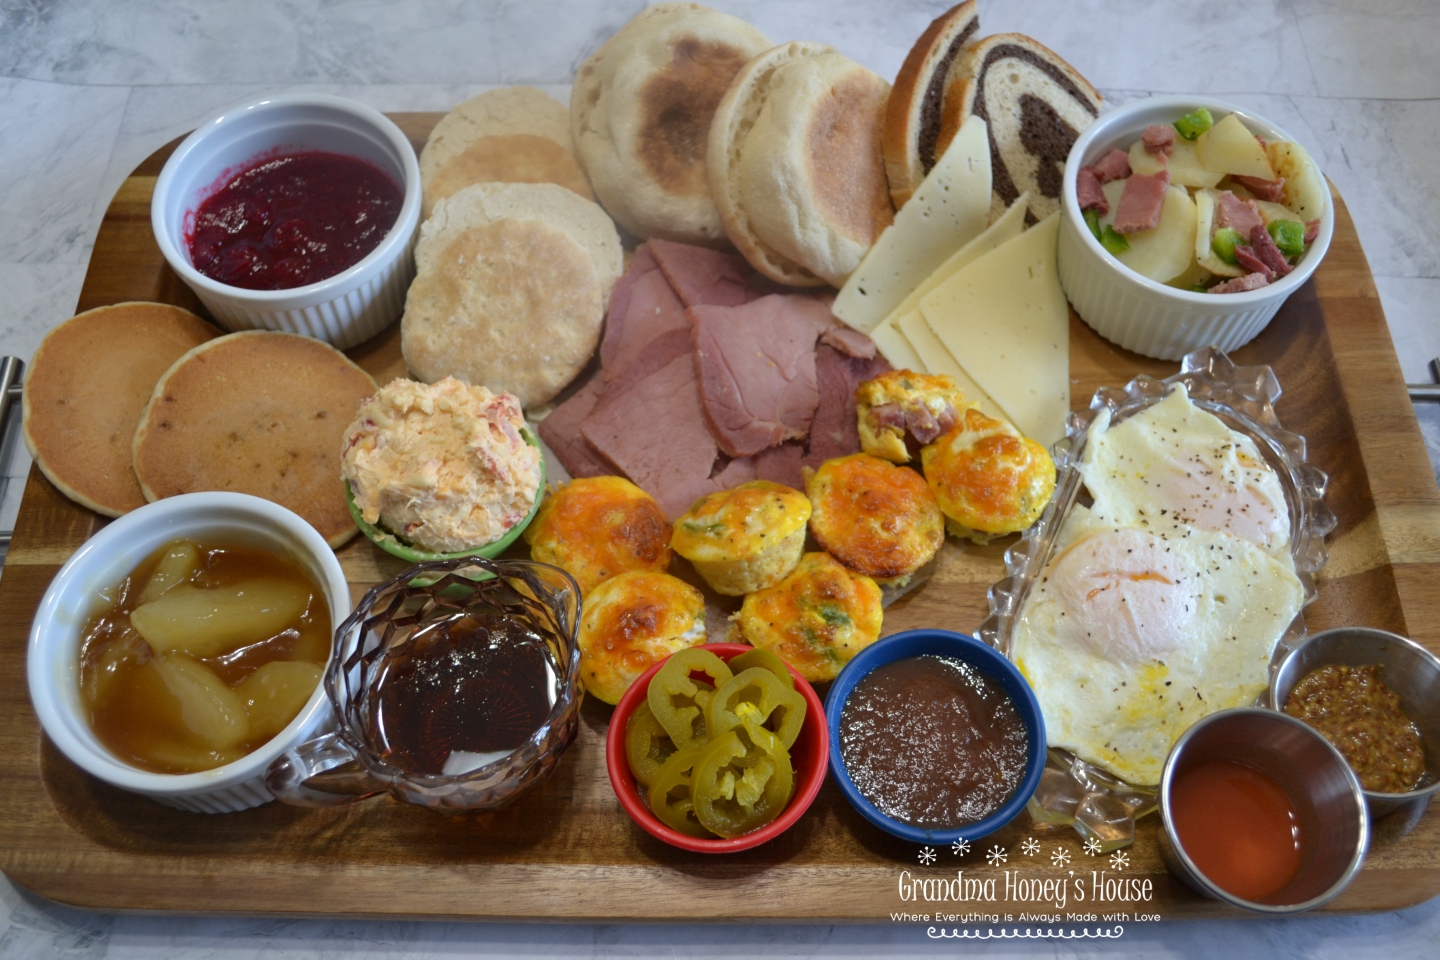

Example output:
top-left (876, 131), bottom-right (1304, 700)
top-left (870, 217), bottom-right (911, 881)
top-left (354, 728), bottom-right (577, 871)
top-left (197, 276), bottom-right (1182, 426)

top-left (856, 370), bottom-right (969, 464)
top-left (804, 453), bottom-right (944, 586)
top-left (921, 408), bottom-right (1056, 544)
top-left (577, 570), bottom-right (707, 704)
top-left (671, 480), bottom-right (810, 596)
top-left (735, 552), bottom-right (883, 683)
top-left (524, 476), bottom-right (672, 594)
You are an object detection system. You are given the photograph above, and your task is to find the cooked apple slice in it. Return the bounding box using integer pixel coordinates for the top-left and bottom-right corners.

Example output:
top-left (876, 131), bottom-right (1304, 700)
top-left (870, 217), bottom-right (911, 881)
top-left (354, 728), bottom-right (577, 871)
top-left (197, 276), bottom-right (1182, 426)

top-left (152, 654), bottom-right (251, 750)
top-left (131, 578), bottom-right (312, 658)
top-left (1195, 113), bottom-right (1275, 180)
top-left (1266, 140), bottom-right (1328, 222)
top-left (81, 627), bottom-right (151, 705)
top-left (237, 660), bottom-right (324, 740)
top-left (137, 540), bottom-right (200, 604)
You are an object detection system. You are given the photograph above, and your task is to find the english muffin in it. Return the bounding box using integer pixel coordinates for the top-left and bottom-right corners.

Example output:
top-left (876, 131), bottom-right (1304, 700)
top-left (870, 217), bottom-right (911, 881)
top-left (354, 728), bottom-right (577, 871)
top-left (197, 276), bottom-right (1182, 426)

top-left (577, 570), bottom-right (707, 705)
top-left (423, 134), bottom-right (594, 220)
top-left (709, 42), bottom-right (894, 287)
top-left (921, 407), bottom-right (1056, 543)
top-left (804, 453), bottom-right (945, 586)
top-left (131, 330), bottom-right (376, 547)
top-left (671, 480), bottom-right (810, 596)
top-left (420, 86), bottom-right (575, 187)
top-left (735, 551), bottom-right (884, 683)
top-left (570, 2), bottom-right (771, 245)
top-left (524, 476), bottom-right (674, 595)
top-left (22, 302), bottom-right (221, 517)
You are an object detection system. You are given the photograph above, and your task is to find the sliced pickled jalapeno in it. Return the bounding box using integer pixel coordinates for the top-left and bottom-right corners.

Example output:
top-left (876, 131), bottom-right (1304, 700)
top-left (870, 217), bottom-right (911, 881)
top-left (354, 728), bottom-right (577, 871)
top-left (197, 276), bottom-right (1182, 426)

top-left (647, 648), bottom-right (733, 748)
top-left (707, 666), bottom-right (806, 749)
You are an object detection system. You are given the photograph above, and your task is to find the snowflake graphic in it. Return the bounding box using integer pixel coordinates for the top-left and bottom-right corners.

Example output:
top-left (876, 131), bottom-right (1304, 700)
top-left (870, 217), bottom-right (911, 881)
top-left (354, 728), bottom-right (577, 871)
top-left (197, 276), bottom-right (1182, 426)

top-left (986, 845), bottom-right (1008, 866)
top-left (952, 837), bottom-right (970, 856)
top-left (1083, 836), bottom-right (1104, 856)
top-left (1051, 847), bottom-right (1072, 867)
top-left (918, 846), bottom-right (937, 865)
top-left (1110, 850), bottom-right (1130, 871)
top-left (1020, 837), bottom-right (1040, 856)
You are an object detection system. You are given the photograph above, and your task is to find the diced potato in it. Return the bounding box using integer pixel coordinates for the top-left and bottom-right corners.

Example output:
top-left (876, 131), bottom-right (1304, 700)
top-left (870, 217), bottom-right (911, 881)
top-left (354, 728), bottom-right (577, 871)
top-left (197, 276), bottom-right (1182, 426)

top-left (1254, 199), bottom-right (1296, 225)
top-left (1194, 190), bottom-right (1244, 278)
top-left (137, 541), bottom-right (200, 604)
top-left (1195, 113), bottom-right (1275, 180)
top-left (1266, 140), bottom-right (1328, 222)
top-left (1115, 185), bottom-right (1198, 283)
top-left (237, 660), bottom-right (324, 740)
top-left (1127, 139), bottom-right (1223, 189)
top-left (152, 654), bottom-right (251, 750)
top-left (1165, 258), bottom-right (1216, 291)
top-left (130, 578), bottom-right (312, 658)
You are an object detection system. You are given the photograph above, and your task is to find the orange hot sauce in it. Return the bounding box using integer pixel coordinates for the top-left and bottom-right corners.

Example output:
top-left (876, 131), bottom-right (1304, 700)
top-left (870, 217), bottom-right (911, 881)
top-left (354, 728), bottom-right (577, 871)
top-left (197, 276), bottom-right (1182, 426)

top-left (1169, 759), bottom-right (1304, 902)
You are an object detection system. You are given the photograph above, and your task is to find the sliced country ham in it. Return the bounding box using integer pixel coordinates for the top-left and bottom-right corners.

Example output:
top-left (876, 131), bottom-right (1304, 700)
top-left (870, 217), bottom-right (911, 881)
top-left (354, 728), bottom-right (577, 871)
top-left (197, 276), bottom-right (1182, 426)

top-left (1248, 223), bottom-right (1293, 277)
top-left (1233, 245), bottom-right (1274, 281)
top-left (819, 324), bottom-right (878, 359)
top-left (1076, 167), bottom-right (1108, 214)
top-left (537, 378), bottom-right (611, 480)
top-left (649, 238), bottom-right (765, 308)
top-left (1210, 272), bottom-right (1270, 294)
top-left (1142, 124), bottom-right (1175, 156)
top-left (599, 244), bottom-right (690, 379)
top-left (753, 442), bottom-right (806, 490)
top-left (1232, 175), bottom-right (1286, 203)
top-left (1090, 148), bottom-right (1132, 184)
top-left (1114, 171), bottom-right (1170, 234)
top-left (1213, 191), bottom-right (1264, 239)
top-left (805, 346), bottom-right (891, 468)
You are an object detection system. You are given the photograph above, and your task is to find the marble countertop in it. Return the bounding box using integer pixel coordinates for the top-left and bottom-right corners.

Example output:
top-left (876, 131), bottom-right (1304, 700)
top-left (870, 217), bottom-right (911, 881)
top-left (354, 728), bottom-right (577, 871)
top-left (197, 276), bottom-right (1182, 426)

top-left (2, 1), bottom-right (1439, 955)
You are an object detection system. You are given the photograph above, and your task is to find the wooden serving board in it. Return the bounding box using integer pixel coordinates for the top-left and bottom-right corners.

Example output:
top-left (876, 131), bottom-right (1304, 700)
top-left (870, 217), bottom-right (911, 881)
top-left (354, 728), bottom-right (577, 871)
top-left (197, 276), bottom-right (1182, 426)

top-left (2, 115), bottom-right (1438, 921)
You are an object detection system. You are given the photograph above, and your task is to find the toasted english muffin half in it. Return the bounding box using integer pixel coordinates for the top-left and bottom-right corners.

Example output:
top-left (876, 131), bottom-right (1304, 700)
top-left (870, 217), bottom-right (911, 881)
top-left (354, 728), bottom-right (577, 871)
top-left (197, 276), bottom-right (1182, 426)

top-left (423, 134), bottom-right (594, 220)
top-left (709, 41), bottom-right (894, 287)
top-left (420, 86), bottom-right (575, 188)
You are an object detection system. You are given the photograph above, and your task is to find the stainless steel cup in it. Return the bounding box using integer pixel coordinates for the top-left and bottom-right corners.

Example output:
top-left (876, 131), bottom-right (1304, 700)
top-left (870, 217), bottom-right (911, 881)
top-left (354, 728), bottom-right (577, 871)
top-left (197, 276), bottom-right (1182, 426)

top-left (1158, 707), bottom-right (1368, 913)
top-left (1271, 627), bottom-right (1440, 818)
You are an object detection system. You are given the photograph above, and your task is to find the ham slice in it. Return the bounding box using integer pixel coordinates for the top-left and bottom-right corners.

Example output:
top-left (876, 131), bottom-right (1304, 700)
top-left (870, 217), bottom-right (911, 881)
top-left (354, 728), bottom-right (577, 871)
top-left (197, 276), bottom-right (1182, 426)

top-left (1076, 167), bottom-right (1108, 214)
top-left (599, 244), bottom-right (690, 379)
top-left (1232, 175), bottom-right (1286, 203)
top-left (689, 294), bottom-right (838, 458)
top-left (1090, 148), bottom-right (1132, 184)
top-left (537, 379), bottom-right (611, 479)
top-left (754, 442), bottom-right (806, 490)
top-left (649, 238), bottom-right (765, 308)
top-left (1233, 245), bottom-right (1274, 281)
top-left (1142, 125), bottom-right (1176, 156)
top-left (1210, 273), bottom-right (1269, 294)
top-left (1114, 171), bottom-right (1170, 233)
top-left (805, 346), bottom-right (891, 468)
top-left (820, 325), bottom-right (878, 359)
top-left (1213, 191), bottom-right (1264, 238)
top-left (1248, 224), bottom-right (1293, 277)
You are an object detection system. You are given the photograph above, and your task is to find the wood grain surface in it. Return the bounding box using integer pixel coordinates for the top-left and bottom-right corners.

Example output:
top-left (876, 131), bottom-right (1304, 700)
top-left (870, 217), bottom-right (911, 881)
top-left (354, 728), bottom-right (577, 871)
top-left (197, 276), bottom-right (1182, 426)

top-left (1, 115), bottom-right (1438, 921)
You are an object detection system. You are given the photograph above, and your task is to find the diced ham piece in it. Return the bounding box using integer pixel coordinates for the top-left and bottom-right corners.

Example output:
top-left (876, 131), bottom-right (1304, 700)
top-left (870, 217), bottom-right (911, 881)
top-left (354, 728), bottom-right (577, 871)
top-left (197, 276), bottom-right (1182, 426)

top-left (905, 404), bottom-right (946, 445)
top-left (1209, 273), bottom-right (1270, 294)
top-left (1114, 171), bottom-right (1170, 234)
top-left (599, 244), bottom-right (689, 378)
top-left (648, 238), bottom-right (769, 308)
top-left (1142, 124), bottom-right (1176, 156)
top-left (1233, 245), bottom-right (1275, 281)
top-left (1213, 191), bottom-right (1264, 239)
top-left (1076, 167), bottom-right (1108, 214)
top-left (1304, 219), bottom-right (1320, 244)
top-left (870, 403), bottom-right (906, 432)
top-left (1232, 175), bottom-right (1286, 203)
top-left (805, 346), bottom-right (891, 469)
top-left (1090, 148), bottom-right (1132, 184)
top-left (537, 378), bottom-right (611, 480)
top-left (1248, 224), bottom-right (1293, 277)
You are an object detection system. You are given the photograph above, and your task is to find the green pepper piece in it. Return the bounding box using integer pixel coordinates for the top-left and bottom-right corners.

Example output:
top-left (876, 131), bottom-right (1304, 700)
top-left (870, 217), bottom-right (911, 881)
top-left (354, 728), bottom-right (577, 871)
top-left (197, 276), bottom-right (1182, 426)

top-left (727, 648), bottom-right (795, 691)
top-left (1267, 219), bottom-right (1305, 258)
top-left (625, 702), bottom-right (676, 788)
top-left (706, 666), bottom-right (807, 749)
top-left (1100, 225), bottom-right (1130, 256)
top-left (646, 742), bottom-right (712, 838)
top-left (647, 648), bottom-right (733, 748)
top-left (1083, 208), bottom-right (1103, 241)
top-left (1211, 227), bottom-right (1244, 265)
top-left (690, 727), bottom-right (795, 838)
top-left (1174, 107), bottom-right (1214, 141)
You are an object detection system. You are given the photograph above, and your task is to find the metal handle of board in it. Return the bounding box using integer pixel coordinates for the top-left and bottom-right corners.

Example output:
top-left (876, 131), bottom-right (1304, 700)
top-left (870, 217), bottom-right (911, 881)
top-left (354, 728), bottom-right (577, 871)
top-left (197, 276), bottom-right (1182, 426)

top-left (0, 356), bottom-right (26, 548)
top-left (1409, 357), bottom-right (1440, 402)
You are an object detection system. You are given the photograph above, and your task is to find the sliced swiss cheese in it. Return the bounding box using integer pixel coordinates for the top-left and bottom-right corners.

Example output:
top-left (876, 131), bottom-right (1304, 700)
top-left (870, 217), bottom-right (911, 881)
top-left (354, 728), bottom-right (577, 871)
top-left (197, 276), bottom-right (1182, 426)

top-left (869, 319), bottom-right (927, 372)
top-left (897, 308), bottom-right (1010, 423)
top-left (919, 213), bottom-right (1070, 447)
top-left (833, 116), bottom-right (992, 333)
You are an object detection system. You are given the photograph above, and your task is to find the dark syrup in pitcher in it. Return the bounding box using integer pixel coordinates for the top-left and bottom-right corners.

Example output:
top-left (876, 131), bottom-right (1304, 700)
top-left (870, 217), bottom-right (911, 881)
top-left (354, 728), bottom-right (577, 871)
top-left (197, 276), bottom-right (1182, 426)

top-left (368, 612), bottom-right (558, 776)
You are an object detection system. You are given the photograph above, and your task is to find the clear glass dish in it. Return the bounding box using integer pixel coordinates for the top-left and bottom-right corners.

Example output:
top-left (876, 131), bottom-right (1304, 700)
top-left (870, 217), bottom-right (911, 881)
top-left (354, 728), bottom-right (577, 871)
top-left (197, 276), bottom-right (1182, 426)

top-left (976, 347), bottom-right (1335, 849)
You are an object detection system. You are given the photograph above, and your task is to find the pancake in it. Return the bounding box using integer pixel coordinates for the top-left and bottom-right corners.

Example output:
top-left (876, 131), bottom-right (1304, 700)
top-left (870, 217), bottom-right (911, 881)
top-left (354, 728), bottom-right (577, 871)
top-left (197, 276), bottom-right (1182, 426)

top-left (22, 302), bottom-right (221, 517)
top-left (131, 331), bottom-right (377, 546)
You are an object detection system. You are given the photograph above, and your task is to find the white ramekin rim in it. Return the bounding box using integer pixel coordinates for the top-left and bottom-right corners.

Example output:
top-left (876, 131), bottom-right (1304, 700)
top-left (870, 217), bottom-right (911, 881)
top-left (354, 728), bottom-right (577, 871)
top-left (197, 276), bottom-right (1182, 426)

top-left (150, 92), bottom-right (421, 309)
top-left (1061, 94), bottom-right (1334, 305)
top-left (27, 492), bottom-right (349, 798)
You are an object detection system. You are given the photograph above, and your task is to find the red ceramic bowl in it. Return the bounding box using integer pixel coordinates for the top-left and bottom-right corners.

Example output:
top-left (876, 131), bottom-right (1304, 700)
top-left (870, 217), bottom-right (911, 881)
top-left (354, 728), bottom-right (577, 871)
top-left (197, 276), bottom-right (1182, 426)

top-left (605, 642), bottom-right (828, 853)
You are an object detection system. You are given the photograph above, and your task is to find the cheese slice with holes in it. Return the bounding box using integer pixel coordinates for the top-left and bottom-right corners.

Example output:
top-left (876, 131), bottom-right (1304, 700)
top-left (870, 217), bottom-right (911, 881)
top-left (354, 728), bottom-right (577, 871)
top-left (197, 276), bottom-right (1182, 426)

top-left (834, 116), bottom-right (992, 332)
top-left (919, 213), bottom-right (1069, 446)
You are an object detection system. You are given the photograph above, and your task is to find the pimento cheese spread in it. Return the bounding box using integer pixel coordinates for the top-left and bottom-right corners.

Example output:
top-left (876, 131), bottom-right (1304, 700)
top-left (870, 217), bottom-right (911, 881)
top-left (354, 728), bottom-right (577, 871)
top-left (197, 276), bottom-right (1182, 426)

top-left (342, 377), bottom-right (542, 553)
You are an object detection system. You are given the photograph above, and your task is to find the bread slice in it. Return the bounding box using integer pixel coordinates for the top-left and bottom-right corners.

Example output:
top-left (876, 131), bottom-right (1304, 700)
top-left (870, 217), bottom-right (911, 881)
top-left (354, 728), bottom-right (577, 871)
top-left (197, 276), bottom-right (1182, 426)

top-left (420, 87), bottom-right (574, 187)
top-left (709, 41), bottom-right (894, 287)
top-left (939, 34), bottom-right (1102, 223)
top-left (570, 2), bottom-right (771, 246)
top-left (882, 1), bottom-right (981, 208)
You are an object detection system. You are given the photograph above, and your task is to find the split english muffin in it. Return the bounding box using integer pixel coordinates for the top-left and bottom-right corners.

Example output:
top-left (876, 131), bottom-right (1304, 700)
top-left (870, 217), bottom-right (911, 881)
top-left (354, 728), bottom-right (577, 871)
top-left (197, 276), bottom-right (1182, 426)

top-left (131, 330), bottom-right (377, 547)
top-left (570, 2), bottom-right (772, 246)
top-left (401, 182), bottom-right (622, 408)
top-left (420, 86), bottom-right (576, 188)
top-left (423, 134), bottom-right (593, 220)
top-left (709, 41), bottom-right (894, 287)
top-left (22, 302), bottom-right (221, 517)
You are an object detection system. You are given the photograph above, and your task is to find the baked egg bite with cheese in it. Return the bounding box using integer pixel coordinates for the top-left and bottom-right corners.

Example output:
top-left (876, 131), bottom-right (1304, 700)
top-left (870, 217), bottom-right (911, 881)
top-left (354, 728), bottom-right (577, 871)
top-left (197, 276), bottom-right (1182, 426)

top-left (735, 552), bottom-right (883, 683)
top-left (921, 408), bottom-right (1056, 543)
top-left (577, 570), bottom-right (706, 705)
top-left (856, 370), bottom-right (970, 464)
top-left (523, 476), bottom-right (672, 594)
top-left (804, 453), bottom-right (944, 586)
top-left (671, 480), bottom-right (810, 596)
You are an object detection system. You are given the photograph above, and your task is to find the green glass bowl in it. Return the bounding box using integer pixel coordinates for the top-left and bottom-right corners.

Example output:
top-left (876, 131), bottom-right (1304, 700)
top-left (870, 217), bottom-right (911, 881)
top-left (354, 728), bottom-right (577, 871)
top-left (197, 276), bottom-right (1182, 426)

top-left (345, 428), bottom-right (546, 563)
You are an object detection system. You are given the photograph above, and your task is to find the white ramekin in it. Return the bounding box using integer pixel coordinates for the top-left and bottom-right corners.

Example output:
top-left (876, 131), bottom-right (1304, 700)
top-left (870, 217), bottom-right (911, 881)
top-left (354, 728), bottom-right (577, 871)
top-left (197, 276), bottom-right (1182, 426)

top-left (1057, 95), bottom-right (1334, 361)
top-left (151, 93), bottom-right (421, 350)
top-left (27, 493), bottom-right (350, 814)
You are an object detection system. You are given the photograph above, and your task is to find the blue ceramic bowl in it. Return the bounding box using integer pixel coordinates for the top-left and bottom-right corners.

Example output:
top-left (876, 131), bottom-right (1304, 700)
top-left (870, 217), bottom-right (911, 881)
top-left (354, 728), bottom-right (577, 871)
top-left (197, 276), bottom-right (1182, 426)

top-left (826, 629), bottom-right (1047, 845)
